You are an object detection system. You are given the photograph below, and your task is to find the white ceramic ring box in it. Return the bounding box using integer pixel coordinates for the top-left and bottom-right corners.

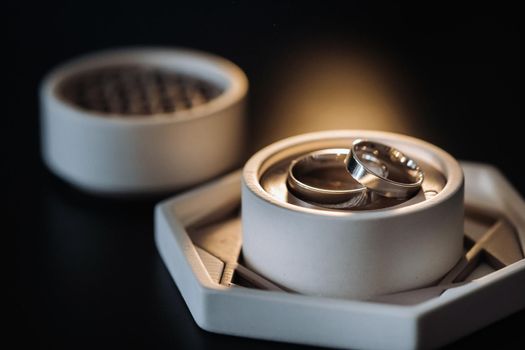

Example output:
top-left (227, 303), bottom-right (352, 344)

top-left (40, 47), bottom-right (248, 195)
top-left (242, 130), bottom-right (464, 299)
top-left (154, 162), bottom-right (525, 350)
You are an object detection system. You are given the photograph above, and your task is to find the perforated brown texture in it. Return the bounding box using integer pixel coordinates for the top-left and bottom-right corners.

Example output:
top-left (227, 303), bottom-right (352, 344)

top-left (57, 65), bottom-right (223, 116)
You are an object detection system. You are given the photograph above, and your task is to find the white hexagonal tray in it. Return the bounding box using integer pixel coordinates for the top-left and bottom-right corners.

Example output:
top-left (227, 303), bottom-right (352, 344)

top-left (154, 162), bottom-right (525, 349)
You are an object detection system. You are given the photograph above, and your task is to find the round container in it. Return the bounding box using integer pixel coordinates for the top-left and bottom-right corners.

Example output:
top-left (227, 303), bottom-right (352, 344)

top-left (41, 47), bottom-right (248, 194)
top-left (242, 130), bottom-right (464, 299)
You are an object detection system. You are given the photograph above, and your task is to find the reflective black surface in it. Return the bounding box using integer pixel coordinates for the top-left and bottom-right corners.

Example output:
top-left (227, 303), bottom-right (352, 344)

top-left (10, 2), bottom-right (524, 348)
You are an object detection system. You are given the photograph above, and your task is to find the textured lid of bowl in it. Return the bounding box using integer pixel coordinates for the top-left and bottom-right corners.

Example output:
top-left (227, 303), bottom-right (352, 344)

top-left (57, 64), bottom-right (223, 116)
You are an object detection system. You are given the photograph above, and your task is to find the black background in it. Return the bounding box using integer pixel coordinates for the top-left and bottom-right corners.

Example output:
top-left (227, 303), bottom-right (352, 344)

top-left (9, 2), bottom-right (524, 349)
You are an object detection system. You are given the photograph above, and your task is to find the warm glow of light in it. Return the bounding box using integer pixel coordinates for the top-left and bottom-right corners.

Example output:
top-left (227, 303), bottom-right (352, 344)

top-left (252, 44), bottom-right (417, 150)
